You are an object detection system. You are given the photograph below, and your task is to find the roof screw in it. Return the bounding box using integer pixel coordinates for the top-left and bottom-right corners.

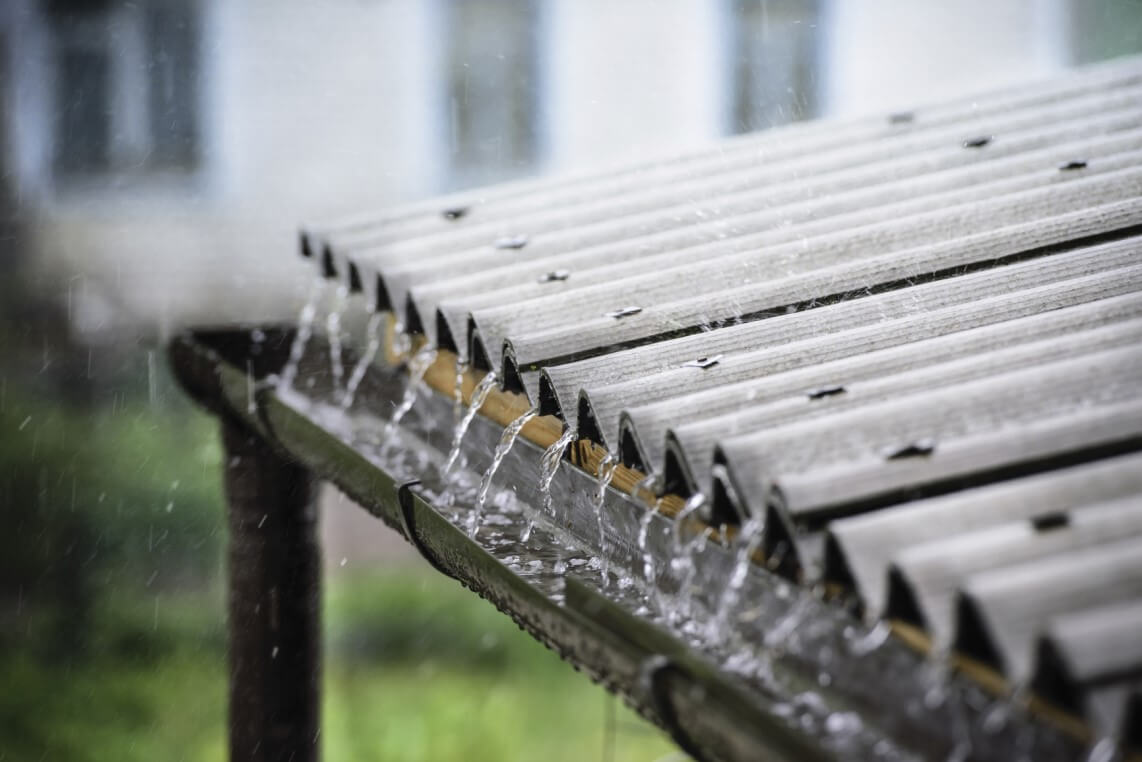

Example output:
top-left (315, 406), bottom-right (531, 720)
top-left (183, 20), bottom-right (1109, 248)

top-left (604, 306), bottom-right (642, 319)
top-left (962, 136), bottom-right (992, 149)
top-left (888, 111), bottom-right (914, 125)
top-left (442, 206), bottom-right (469, 221)
top-left (884, 438), bottom-right (936, 460)
top-left (806, 384), bottom-right (845, 400)
top-left (682, 355), bottom-right (723, 369)
top-left (1031, 512), bottom-right (1070, 532)
top-left (1058, 160), bottom-right (1088, 172)
top-left (494, 235), bottom-right (529, 250)
top-left (537, 270), bottom-right (570, 283)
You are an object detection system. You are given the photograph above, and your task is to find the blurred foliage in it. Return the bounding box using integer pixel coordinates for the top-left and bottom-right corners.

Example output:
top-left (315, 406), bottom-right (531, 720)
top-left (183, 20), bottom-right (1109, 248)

top-left (0, 374), bottom-right (225, 657)
top-left (0, 572), bottom-right (676, 762)
top-left (0, 324), bottom-right (673, 759)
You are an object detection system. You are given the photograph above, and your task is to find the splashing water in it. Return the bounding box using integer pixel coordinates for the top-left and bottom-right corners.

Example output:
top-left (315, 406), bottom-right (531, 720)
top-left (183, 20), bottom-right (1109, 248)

top-left (470, 406), bottom-right (539, 536)
top-left (326, 285), bottom-right (349, 393)
top-left (592, 453), bottom-right (620, 586)
top-left (524, 427), bottom-right (577, 542)
top-left (385, 344), bottom-right (438, 439)
top-left (390, 320), bottom-right (412, 359)
top-left (709, 517), bottom-right (764, 642)
top-left (341, 312), bottom-right (384, 409)
top-left (443, 371), bottom-right (499, 475)
top-left (278, 280), bottom-right (324, 391)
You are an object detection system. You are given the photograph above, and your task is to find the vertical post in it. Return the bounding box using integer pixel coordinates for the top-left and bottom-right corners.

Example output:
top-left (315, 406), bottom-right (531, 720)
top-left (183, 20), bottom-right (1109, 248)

top-left (222, 421), bottom-right (321, 762)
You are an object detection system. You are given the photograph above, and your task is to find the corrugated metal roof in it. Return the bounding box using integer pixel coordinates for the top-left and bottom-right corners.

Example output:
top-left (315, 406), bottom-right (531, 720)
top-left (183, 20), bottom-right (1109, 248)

top-left (302, 55), bottom-right (1142, 749)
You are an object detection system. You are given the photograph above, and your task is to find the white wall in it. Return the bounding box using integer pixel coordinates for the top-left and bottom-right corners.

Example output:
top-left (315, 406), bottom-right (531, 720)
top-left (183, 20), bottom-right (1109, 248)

top-left (821, 0), bottom-right (1068, 117)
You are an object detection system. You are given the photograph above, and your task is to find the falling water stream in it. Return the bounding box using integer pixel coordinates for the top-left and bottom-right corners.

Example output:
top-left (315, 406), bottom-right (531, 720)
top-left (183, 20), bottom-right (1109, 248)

top-left (326, 285), bottom-right (349, 393)
top-left (592, 453), bottom-right (620, 586)
top-left (710, 517), bottom-right (765, 642)
top-left (443, 371), bottom-right (499, 475)
top-left (341, 312), bottom-right (384, 409)
top-left (525, 427), bottom-right (576, 543)
top-left (385, 344), bottom-right (437, 438)
top-left (470, 406), bottom-right (539, 536)
top-left (453, 359), bottom-right (468, 423)
top-left (278, 280), bottom-right (324, 391)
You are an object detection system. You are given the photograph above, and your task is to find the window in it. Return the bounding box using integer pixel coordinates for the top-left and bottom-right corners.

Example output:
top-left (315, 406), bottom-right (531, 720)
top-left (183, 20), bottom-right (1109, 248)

top-left (443, 0), bottom-right (540, 189)
top-left (47, 0), bottom-right (201, 185)
top-left (726, 0), bottom-right (821, 135)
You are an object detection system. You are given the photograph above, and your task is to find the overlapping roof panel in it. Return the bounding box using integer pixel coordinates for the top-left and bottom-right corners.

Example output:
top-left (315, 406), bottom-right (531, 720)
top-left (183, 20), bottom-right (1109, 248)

top-left (302, 55), bottom-right (1142, 747)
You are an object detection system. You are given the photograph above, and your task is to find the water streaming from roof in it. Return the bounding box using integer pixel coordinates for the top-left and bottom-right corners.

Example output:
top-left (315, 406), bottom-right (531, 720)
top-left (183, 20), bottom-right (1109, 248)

top-left (709, 517), bottom-right (765, 642)
top-left (278, 279), bottom-right (324, 391)
top-left (341, 312), bottom-right (384, 409)
top-left (326, 284), bottom-right (349, 394)
top-left (592, 452), bottom-right (619, 587)
top-left (385, 344), bottom-right (438, 439)
top-left (526, 426), bottom-right (576, 542)
top-left (470, 405), bottom-right (539, 537)
top-left (453, 358), bottom-right (468, 423)
top-left (443, 371), bottom-right (499, 475)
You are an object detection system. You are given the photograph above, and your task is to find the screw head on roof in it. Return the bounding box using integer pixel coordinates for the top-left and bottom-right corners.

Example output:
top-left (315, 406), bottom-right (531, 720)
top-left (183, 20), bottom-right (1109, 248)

top-left (1058, 160), bottom-right (1088, 171)
top-left (883, 438), bottom-right (936, 460)
top-left (888, 111), bottom-right (914, 125)
top-left (962, 136), bottom-right (992, 149)
top-left (442, 206), bottom-right (469, 221)
top-left (806, 384), bottom-right (846, 400)
top-left (494, 235), bottom-right (529, 250)
top-left (682, 355), bottom-right (723, 369)
top-left (604, 306), bottom-right (642, 319)
top-left (538, 269), bottom-right (571, 283)
top-left (1031, 512), bottom-right (1070, 531)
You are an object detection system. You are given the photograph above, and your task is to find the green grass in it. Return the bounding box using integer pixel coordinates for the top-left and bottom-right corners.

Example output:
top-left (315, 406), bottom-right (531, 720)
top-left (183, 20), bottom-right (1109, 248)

top-left (0, 572), bottom-right (678, 762)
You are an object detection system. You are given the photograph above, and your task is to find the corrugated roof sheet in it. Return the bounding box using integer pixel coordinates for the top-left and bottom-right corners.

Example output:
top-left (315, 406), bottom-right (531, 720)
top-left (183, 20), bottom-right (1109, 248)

top-left (302, 55), bottom-right (1142, 748)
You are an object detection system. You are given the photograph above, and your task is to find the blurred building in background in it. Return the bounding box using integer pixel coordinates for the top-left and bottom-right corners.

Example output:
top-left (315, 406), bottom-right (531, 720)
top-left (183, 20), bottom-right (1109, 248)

top-left (3, 0), bottom-right (1139, 341)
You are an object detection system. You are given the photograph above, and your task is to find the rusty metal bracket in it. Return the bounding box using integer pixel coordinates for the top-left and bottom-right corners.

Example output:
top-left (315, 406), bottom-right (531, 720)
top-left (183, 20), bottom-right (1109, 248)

top-left (397, 480), bottom-right (456, 580)
top-left (640, 654), bottom-right (707, 762)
